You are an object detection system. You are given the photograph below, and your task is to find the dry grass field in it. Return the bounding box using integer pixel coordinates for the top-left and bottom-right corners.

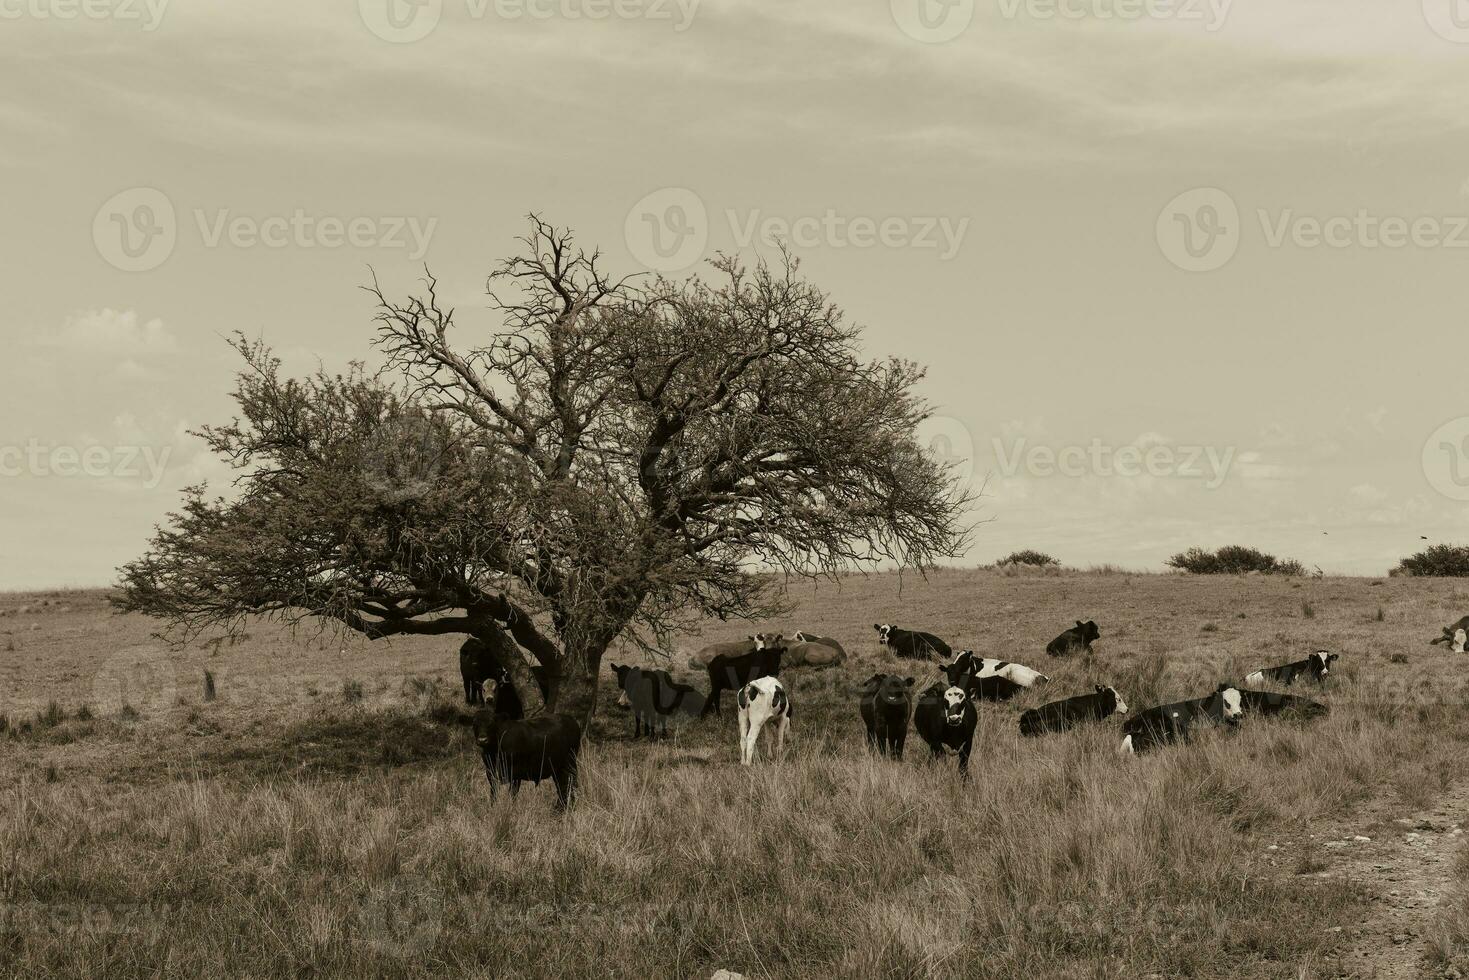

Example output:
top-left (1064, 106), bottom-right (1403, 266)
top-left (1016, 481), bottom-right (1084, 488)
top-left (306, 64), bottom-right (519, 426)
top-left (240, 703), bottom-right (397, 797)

top-left (5, 568), bottom-right (1469, 979)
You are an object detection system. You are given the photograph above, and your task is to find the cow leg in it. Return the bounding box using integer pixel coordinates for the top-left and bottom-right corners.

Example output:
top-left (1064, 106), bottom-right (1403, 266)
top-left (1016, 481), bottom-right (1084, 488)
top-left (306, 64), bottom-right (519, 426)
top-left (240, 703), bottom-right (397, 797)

top-left (957, 741), bottom-right (972, 779)
top-left (553, 765), bottom-right (577, 812)
top-left (893, 733), bottom-right (905, 760)
top-left (865, 728), bottom-right (878, 753)
top-left (773, 715), bottom-right (788, 759)
top-left (701, 687), bottom-right (722, 718)
top-left (481, 759), bottom-right (499, 797)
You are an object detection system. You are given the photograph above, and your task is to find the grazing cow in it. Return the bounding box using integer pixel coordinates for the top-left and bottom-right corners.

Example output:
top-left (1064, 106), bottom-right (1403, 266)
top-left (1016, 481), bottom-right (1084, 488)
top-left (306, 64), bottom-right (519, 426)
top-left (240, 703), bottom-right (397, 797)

top-left (942, 650), bottom-right (1049, 689)
top-left (1243, 650), bottom-right (1338, 687)
top-left (737, 676), bottom-right (791, 765)
top-left (859, 673), bottom-right (914, 758)
top-left (459, 638), bottom-right (549, 717)
top-left (913, 681), bottom-right (978, 775)
top-left (873, 624), bottom-right (952, 660)
top-left (1237, 689), bottom-right (1329, 720)
top-left (1046, 620), bottom-right (1101, 657)
top-left (793, 631), bottom-right (846, 659)
top-left (472, 703), bottom-right (583, 810)
top-left (1119, 683), bottom-right (1243, 755)
top-left (610, 664), bottom-right (704, 738)
top-left (1019, 685), bottom-right (1129, 737)
top-left (702, 643), bottom-right (784, 717)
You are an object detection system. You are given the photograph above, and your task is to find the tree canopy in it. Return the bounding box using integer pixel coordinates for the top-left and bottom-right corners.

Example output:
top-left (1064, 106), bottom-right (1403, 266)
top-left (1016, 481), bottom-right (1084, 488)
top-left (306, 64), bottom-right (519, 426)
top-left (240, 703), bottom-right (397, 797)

top-left (115, 217), bottom-right (974, 719)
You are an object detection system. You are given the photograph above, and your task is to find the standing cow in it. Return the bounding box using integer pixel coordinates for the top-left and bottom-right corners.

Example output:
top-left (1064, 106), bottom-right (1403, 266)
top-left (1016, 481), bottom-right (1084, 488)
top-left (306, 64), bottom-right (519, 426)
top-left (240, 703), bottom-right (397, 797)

top-left (702, 643), bottom-right (784, 717)
top-left (737, 676), bottom-right (791, 765)
top-left (459, 638), bottom-right (549, 717)
top-left (610, 664), bottom-right (704, 738)
top-left (859, 673), bottom-right (914, 758)
top-left (472, 698), bottom-right (583, 810)
top-left (913, 681), bottom-right (978, 776)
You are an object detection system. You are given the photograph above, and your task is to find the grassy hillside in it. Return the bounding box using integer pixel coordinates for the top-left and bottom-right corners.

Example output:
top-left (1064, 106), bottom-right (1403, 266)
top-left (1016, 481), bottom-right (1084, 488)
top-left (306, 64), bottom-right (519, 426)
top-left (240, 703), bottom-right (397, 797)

top-left (3, 569), bottom-right (1469, 978)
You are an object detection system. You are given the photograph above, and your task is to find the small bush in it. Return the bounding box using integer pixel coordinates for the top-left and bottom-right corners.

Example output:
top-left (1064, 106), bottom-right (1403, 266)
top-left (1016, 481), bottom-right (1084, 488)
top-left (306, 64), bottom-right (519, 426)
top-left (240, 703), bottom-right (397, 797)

top-left (1394, 544), bottom-right (1469, 578)
top-left (1167, 545), bottom-right (1305, 576)
top-left (203, 669), bottom-right (216, 703)
top-left (996, 550), bottom-right (1059, 568)
top-left (1200, 622), bottom-right (1218, 633)
top-left (75, 704), bottom-right (93, 722)
top-left (342, 680), bottom-right (365, 704)
top-left (1375, 607), bottom-right (1386, 623)
top-left (39, 701), bottom-right (65, 728)
top-left (1300, 601), bottom-right (1316, 620)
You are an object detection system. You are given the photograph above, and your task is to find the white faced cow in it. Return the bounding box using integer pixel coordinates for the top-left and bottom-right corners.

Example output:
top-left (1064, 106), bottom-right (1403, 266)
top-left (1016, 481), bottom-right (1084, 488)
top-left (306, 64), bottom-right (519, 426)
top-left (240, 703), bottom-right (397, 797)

top-left (943, 650), bottom-right (1049, 688)
top-left (736, 676), bottom-right (791, 765)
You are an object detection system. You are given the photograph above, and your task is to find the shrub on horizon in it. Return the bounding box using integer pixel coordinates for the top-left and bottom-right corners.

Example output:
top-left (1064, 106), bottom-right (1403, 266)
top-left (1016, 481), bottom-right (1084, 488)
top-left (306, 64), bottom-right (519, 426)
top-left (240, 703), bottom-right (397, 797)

top-left (1167, 545), bottom-right (1304, 576)
top-left (1393, 544), bottom-right (1469, 578)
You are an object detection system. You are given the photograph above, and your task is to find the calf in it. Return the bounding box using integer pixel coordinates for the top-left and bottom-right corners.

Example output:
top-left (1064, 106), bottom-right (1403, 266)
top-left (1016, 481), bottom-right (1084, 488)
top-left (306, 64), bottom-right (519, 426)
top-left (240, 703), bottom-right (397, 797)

top-left (459, 638), bottom-right (549, 717)
top-left (702, 644), bottom-right (784, 717)
top-left (873, 624), bottom-right (952, 660)
top-left (1019, 685), bottom-right (1128, 737)
top-left (913, 681), bottom-right (978, 776)
top-left (1046, 620), bottom-right (1101, 657)
top-left (1238, 689), bottom-right (1329, 720)
top-left (1243, 650), bottom-right (1338, 687)
top-left (1119, 683), bottom-right (1243, 754)
top-left (943, 650), bottom-right (1049, 689)
top-left (859, 673), bottom-right (914, 758)
top-left (737, 676), bottom-right (791, 765)
top-left (472, 700), bottom-right (583, 810)
top-left (610, 664), bottom-right (704, 738)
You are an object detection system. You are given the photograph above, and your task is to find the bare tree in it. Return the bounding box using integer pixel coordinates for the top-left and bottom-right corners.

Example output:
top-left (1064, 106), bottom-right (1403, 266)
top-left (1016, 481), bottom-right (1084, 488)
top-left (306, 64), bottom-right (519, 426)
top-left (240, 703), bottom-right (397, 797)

top-left (116, 216), bottom-right (974, 722)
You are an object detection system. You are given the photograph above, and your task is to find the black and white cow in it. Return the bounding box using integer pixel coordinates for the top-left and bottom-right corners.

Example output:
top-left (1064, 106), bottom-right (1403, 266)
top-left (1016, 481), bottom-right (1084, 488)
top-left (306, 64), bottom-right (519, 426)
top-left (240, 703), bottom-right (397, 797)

top-left (1046, 620), bottom-right (1101, 657)
top-left (858, 673), bottom-right (914, 758)
top-left (736, 676), bottom-right (791, 765)
top-left (1430, 618), bottom-right (1469, 652)
top-left (1119, 683), bottom-right (1243, 754)
top-left (1243, 650), bottom-right (1338, 687)
top-left (873, 624), bottom-right (952, 660)
top-left (912, 681), bottom-right (978, 776)
top-left (1019, 685), bottom-right (1128, 737)
top-left (473, 703), bottom-right (583, 810)
top-left (942, 650), bottom-right (1049, 689)
top-left (702, 643), bottom-right (784, 717)
top-left (1237, 689), bottom-right (1329, 720)
top-left (609, 664), bottom-right (704, 738)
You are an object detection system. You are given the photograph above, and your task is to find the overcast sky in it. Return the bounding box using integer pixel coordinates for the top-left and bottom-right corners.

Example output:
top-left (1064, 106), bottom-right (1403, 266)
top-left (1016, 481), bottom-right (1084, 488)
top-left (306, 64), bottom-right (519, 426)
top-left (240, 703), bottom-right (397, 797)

top-left (3, 0), bottom-right (1468, 588)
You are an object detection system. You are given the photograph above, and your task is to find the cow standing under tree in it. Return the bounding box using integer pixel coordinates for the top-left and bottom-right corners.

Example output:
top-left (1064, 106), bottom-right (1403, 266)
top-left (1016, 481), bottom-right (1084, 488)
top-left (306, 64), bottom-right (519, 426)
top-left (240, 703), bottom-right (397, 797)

top-left (112, 218), bottom-right (974, 728)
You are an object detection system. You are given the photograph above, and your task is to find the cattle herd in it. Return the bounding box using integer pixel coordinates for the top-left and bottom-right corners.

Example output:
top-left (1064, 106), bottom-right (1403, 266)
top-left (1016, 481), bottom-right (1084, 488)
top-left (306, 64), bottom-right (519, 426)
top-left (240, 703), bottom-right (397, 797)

top-left (462, 615), bottom-right (1469, 809)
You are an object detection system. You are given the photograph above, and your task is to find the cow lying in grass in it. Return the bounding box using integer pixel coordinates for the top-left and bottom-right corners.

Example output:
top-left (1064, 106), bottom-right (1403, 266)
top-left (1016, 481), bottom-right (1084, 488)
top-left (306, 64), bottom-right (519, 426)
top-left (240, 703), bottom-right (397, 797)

top-left (1237, 689), bottom-right (1329, 720)
top-left (942, 650), bottom-right (1048, 689)
top-left (913, 681), bottom-right (978, 776)
top-left (1430, 621), bottom-right (1469, 653)
top-left (1119, 683), bottom-right (1243, 755)
top-left (874, 624), bottom-right (952, 660)
top-left (1046, 620), bottom-right (1100, 657)
top-left (1244, 651), bottom-right (1337, 687)
top-left (737, 676), bottom-right (791, 765)
top-left (1019, 685), bottom-right (1128, 737)
top-left (472, 695), bottom-right (583, 810)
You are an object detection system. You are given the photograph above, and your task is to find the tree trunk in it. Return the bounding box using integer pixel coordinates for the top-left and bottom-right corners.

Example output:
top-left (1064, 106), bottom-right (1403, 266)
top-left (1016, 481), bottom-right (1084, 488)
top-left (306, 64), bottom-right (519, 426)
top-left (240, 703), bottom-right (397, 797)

top-left (551, 642), bottom-right (606, 731)
top-left (474, 623), bottom-right (547, 717)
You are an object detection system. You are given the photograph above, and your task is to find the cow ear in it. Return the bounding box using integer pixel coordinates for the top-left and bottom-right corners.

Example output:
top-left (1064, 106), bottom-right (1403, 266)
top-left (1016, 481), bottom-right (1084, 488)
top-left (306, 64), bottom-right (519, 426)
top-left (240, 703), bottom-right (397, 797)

top-left (1076, 620), bottom-right (1084, 628)
top-left (1096, 685), bottom-right (1105, 693)
top-left (904, 677), bottom-right (914, 686)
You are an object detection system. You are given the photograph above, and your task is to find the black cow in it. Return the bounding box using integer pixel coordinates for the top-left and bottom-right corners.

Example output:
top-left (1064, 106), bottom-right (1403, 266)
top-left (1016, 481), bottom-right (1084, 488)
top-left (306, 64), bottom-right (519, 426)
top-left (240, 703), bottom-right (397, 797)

top-left (459, 638), bottom-right (549, 717)
top-left (859, 673), bottom-right (914, 758)
top-left (701, 645), bottom-right (784, 717)
top-left (1019, 685), bottom-right (1129, 737)
top-left (961, 673), bottom-right (1026, 703)
top-left (1119, 683), bottom-right (1243, 754)
top-left (1243, 650), bottom-right (1338, 687)
top-left (610, 664), bottom-right (704, 738)
top-left (913, 681), bottom-right (978, 776)
top-left (1238, 689), bottom-right (1329, 720)
top-left (873, 624), bottom-right (952, 660)
top-left (1045, 620), bottom-right (1101, 657)
top-left (472, 703), bottom-right (583, 810)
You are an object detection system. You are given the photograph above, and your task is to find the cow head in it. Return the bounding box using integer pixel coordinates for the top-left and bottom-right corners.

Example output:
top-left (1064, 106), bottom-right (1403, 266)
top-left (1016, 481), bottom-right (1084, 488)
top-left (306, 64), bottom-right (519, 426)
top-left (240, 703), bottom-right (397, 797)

top-left (873, 624), bottom-right (893, 645)
top-left (1456, 629), bottom-right (1468, 654)
top-left (1077, 620), bottom-right (1100, 643)
top-left (941, 685), bottom-right (970, 725)
top-left (1096, 685), bottom-right (1128, 715)
top-left (753, 633), bottom-right (784, 652)
top-left (866, 673), bottom-right (914, 706)
top-left (1309, 651), bottom-right (1339, 677)
top-left (942, 650), bottom-right (978, 686)
top-left (1214, 683), bottom-right (1243, 724)
top-left (609, 663), bottom-right (634, 707)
